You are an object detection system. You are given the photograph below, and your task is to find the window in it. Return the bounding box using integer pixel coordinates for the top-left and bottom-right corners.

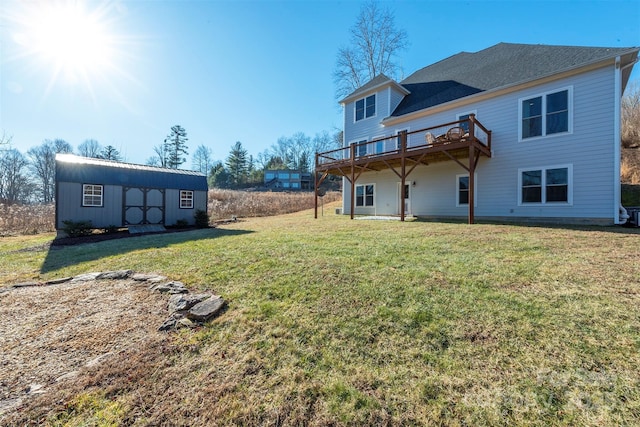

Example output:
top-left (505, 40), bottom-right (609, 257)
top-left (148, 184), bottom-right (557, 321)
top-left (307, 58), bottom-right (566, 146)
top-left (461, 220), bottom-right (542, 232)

top-left (82, 184), bottom-right (103, 207)
top-left (519, 165), bottom-right (571, 205)
top-left (355, 94), bottom-right (376, 121)
top-left (457, 110), bottom-right (477, 133)
top-left (520, 88), bottom-right (571, 140)
top-left (395, 128), bottom-right (410, 149)
top-left (351, 139), bottom-right (368, 157)
top-left (355, 184), bottom-right (374, 207)
top-left (456, 174), bottom-right (477, 207)
top-left (180, 190), bottom-right (194, 209)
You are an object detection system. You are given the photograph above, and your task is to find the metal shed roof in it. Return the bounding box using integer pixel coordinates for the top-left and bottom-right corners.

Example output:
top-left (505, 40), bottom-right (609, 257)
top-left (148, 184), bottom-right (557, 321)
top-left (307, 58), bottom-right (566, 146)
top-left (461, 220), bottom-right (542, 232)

top-left (55, 154), bottom-right (208, 191)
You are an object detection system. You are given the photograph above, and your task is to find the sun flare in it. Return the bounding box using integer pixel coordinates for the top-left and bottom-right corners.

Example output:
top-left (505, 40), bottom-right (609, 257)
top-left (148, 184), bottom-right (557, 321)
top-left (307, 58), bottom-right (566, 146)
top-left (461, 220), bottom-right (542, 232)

top-left (8, 0), bottom-right (127, 97)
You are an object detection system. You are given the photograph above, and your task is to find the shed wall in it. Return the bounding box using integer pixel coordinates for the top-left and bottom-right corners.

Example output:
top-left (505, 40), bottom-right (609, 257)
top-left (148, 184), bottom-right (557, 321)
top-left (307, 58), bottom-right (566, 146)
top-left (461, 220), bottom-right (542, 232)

top-left (56, 183), bottom-right (123, 229)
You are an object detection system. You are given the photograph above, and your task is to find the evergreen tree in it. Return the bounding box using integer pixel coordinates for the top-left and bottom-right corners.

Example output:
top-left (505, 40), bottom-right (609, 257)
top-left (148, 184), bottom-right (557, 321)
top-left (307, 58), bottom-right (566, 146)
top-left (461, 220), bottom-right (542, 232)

top-left (99, 145), bottom-right (122, 161)
top-left (164, 125), bottom-right (189, 169)
top-left (225, 141), bottom-right (248, 187)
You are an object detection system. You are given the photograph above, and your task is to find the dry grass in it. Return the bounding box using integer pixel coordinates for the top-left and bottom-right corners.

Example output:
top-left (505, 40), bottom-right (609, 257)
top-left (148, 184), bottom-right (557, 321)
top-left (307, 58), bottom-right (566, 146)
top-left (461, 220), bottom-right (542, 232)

top-left (0, 203), bottom-right (55, 236)
top-left (621, 148), bottom-right (640, 184)
top-left (208, 189), bottom-right (341, 220)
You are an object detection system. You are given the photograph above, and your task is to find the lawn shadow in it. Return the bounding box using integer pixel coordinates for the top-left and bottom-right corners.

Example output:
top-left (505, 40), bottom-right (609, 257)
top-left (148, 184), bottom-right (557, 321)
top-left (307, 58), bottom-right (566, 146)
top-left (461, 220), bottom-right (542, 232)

top-left (40, 227), bottom-right (253, 274)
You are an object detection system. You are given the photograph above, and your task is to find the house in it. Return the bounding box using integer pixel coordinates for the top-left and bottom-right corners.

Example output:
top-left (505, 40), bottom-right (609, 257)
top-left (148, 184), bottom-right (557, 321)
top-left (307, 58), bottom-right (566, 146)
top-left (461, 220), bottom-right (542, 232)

top-left (314, 42), bottom-right (639, 225)
top-left (264, 169), bottom-right (312, 190)
top-left (55, 154), bottom-right (208, 231)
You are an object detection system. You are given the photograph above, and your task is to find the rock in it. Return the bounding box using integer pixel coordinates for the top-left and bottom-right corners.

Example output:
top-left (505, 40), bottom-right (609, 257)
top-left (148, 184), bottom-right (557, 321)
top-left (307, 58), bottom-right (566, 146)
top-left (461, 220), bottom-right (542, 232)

top-left (168, 293), bottom-right (211, 313)
top-left (96, 270), bottom-right (133, 280)
top-left (56, 371), bottom-right (79, 382)
top-left (187, 296), bottom-right (226, 322)
top-left (27, 384), bottom-right (45, 394)
top-left (177, 318), bottom-right (195, 329)
top-left (45, 277), bottom-right (73, 285)
top-left (158, 316), bottom-right (178, 331)
top-left (71, 272), bottom-right (102, 282)
top-left (150, 281), bottom-right (188, 294)
top-left (12, 282), bottom-right (40, 288)
top-left (132, 273), bottom-right (166, 282)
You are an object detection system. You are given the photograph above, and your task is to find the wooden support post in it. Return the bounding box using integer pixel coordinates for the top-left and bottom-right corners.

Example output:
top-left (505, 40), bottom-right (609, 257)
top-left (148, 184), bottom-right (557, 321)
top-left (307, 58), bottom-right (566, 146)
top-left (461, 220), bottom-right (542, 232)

top-left (400, 130), bottom-right (407, 222)
top-left (350, 143), bottom-right (356, 220)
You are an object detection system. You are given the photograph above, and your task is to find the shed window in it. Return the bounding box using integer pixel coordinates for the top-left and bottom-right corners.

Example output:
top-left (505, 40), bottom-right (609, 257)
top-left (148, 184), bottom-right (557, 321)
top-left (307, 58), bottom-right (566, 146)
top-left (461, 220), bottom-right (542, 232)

top-left (180, 190), bottom-right (194, 209)
top-left (82, 184), bottom-right (103, 207)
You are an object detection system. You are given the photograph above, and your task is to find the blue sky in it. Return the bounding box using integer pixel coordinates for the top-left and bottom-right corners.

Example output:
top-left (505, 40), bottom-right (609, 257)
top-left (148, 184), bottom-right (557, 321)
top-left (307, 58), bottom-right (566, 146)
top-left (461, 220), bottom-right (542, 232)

top-left (1, 0), bottom-right (639, 166)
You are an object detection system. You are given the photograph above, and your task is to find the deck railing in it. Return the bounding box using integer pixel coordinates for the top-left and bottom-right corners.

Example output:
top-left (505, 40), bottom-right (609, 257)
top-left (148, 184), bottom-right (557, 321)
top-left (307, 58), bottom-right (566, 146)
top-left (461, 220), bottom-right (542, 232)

top-left (316, 115), bottom-right (491, 168)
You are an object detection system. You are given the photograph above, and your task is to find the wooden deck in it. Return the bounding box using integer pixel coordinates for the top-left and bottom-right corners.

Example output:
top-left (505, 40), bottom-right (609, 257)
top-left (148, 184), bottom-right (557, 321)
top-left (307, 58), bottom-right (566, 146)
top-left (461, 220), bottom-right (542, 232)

top-left (314, 114), bottom-right (492, 223)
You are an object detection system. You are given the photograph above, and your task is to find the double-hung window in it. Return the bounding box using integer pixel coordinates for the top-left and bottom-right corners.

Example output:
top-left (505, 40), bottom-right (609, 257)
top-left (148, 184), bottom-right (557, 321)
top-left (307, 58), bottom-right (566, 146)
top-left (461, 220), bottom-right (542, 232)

top-left (355, 94), bottom-right (376, 121)
top-left (456, 174), bottom-right (477, 207)
top-left (519, 165), bottom-right (572, 205)
top-left (180, 190), bottom-right (194, 209)
top-left (82, 184), bottom-right (103, 207)
top-left (520, 87), bottom-right (571, 140)
top-left (355, 184), bottom-right (374, 207)
top-left (351, 139), bottom-right (368, 158)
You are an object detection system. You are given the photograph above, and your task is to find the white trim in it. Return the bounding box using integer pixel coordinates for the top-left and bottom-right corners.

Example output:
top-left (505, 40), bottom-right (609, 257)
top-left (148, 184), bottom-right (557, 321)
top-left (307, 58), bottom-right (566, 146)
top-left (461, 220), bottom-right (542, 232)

top-left (179, 190), bottom-right (194, 209)
top-left (349, 138), bottom-right (368, 157)
top-left (396, 182), bottom-right (411, 215)
top-left (518, 86), bottom-right (574, 142)
top-left (517, 164), bottom-right (573, 206)
top-left (355, 183), bottom-right (375, 207)
top-left (456, 173), bottom-right (478, 207)
top-left (82, 184), bottom-right (103, 207)
top-left (613, 56), bottom-right (622, 224)
top-left (353, 93), bottom-right (377, 123)
top-left (373, 135), bottom-right (386, 154)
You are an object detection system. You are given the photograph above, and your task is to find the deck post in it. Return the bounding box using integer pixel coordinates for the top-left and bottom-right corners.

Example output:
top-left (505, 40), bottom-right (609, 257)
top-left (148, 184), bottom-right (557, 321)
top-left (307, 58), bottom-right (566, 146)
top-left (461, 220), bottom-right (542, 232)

top-left (350, 143), bottom-right (356, 220)
top-left (400, 130), bottom-right (407, 222)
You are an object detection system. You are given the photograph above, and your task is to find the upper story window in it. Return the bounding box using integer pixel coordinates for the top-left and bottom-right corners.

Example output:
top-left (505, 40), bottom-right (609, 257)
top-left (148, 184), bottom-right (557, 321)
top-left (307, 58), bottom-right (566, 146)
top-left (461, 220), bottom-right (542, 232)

top-left (180, 190), bottom-right (194, 209)
top-left (355, 94), bottom-right (376, 121)
top-left (82, 184), bottom-right (103, 207)
top-left (519, 87), bottom-right (572, 140)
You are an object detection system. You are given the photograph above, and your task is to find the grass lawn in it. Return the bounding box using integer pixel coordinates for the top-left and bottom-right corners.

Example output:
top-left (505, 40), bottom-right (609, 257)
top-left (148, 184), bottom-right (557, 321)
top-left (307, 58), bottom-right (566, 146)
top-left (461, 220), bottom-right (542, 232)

top-left (1, 204), bottom-right (639, 425)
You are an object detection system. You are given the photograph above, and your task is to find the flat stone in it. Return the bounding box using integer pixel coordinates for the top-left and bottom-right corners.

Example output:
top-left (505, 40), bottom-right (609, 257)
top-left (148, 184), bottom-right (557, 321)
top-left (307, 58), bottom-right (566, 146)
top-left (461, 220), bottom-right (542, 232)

top-left (56, 371), bottom-right (79, 382)
top-left (132, 273), bottom-right (166, 282)
top-left (96, 270), bottom-right (133, 280)
top-left (150, 281), bottom-right (188, 294)
top-left (71, 272), bottom-right (102, 282)
top-left (12, 282), bottom-right (40, 288)
top-left (158, 317), bottom-right (178, 331)
top-left (45, 277), bottom-right (73, 285)
top-left (187, 296), bottom-right (226, 322)
top-left (86, 352), bottom-right (114, 368)
top-left (177, 318), bottom-right (195, 329)
top-left (168, 293), bottom-right (211, 313)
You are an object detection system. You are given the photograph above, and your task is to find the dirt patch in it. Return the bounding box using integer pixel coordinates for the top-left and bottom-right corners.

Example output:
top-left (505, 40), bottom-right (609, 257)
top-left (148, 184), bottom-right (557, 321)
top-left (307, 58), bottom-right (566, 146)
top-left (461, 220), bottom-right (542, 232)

top-left (0, 278), bottom-right (169, 418)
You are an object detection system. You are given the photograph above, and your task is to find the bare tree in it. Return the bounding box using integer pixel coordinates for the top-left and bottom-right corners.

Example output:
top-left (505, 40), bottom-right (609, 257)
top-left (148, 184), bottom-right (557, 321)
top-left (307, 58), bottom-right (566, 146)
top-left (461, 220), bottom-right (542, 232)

top-left (77, 139), bottom-right (102, 158)
top-left (0, 149), bottom-right (33, 204)
top-left (333, 0), bottom-right (408, 100)
top-left (0, 131), bottom-right (12, 150)
top-left (192, 144), bottom-right (212, 174)
top-left (622, 81), bottom-right (640, 148)
top-left (27, 139), bottom-right (72, 203)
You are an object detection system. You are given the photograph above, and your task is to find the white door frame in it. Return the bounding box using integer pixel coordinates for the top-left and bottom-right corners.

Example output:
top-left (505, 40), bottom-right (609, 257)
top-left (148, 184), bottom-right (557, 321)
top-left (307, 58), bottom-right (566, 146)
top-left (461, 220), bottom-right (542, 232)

top-left (397, 182), bottom-right (411, 215)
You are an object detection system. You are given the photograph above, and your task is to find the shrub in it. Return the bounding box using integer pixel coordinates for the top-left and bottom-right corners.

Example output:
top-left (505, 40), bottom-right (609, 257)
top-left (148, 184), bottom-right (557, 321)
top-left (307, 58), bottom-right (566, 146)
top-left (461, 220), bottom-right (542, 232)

top-left (61, 220), bottom-right (93, 238)
top-left (174, 219), bottom-right (189, 228)
top-left (194, 209), bottom-right (210, 228)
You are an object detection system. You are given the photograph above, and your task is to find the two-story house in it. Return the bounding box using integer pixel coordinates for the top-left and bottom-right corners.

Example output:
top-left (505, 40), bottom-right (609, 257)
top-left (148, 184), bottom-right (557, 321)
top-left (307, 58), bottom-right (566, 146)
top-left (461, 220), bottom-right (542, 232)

top-left (314, 43), bottom-right (639, 225)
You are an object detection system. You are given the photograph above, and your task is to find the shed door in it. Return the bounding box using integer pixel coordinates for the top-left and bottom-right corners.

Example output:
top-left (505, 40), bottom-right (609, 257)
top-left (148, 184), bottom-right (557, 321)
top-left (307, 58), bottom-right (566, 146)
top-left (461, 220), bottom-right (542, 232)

top-left (123, 187), bottom-right (166, 225)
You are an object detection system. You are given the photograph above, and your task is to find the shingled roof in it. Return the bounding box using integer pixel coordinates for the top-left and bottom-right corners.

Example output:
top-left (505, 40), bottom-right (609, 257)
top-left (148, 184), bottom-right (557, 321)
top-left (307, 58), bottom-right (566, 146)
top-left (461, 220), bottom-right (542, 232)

top-left (348, 43), bottom-right (638, 119)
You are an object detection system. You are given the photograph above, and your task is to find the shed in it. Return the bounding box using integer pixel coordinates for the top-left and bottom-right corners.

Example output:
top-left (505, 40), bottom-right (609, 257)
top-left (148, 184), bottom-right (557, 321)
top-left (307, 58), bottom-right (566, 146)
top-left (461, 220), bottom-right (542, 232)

top-left (55, 154), bottom-right (208, 230)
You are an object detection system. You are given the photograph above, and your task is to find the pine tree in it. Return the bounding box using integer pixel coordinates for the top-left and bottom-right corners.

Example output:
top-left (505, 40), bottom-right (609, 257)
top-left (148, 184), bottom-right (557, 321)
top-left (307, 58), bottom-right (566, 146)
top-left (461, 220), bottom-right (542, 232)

top-left (164, 125), bottom-right (189, 169)
top-left (225, 141), bottom-right (248, 187)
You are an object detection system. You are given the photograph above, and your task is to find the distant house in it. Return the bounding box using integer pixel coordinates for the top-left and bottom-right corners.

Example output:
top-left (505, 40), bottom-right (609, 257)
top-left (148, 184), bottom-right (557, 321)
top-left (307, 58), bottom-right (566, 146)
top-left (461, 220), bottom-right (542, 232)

top-left (55, 154), bottom-right (208, 230)
top-left (264, 169), bottom-right (312, 190)
top-left (315, 42), bottom-right (639, 225)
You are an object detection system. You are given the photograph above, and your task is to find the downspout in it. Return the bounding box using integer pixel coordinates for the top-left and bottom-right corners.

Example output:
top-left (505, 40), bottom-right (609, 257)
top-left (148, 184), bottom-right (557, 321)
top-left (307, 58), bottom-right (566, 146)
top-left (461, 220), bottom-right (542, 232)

top-left (613, 57), bottom-right (621, 224)
top-left (615, 57), bottom-right (639, 224)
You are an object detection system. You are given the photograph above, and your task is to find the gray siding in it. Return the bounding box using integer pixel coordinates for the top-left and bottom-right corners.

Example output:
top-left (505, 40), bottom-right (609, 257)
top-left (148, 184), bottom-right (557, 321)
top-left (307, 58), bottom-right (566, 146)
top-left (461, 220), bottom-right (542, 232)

top-left (165, 190), bottom-right (207, 226)
top-left (56, 183), bottom-right (123, 229)
top-left (342, 65), bottom-right (619, 224)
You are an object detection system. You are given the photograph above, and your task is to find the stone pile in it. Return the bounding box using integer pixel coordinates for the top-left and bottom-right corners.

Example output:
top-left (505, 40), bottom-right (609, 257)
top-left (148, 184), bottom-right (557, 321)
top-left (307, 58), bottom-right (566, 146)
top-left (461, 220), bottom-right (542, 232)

top-left (8, 270), bottom-right (226, 331)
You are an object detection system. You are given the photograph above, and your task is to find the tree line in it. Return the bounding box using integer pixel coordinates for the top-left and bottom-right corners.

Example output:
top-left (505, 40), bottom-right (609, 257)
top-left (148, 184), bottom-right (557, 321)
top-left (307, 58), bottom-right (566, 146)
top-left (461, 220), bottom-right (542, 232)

top-left (0, 125), bottom-right (341, 205)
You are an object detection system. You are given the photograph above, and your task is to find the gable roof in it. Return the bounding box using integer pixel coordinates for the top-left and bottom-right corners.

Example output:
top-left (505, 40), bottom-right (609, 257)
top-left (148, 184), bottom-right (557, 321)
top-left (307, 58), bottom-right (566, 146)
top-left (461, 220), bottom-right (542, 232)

top-left (340, 73), bottom-right (410, 104)
top-left (343, 43), bottom-right (638, 120)
top-left (55, 154), bottom-right (208, 191)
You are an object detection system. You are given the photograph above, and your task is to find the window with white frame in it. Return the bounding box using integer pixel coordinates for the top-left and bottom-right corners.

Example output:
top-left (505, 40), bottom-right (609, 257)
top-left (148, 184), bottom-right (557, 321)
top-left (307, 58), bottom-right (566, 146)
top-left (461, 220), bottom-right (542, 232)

top-left (351, 139), bottom-right (368, 157)
top-left (519, 165), bottom-right (572, 205)
top-left (519, 87), bottom-right (571, 140)
top-left (457, 110), bottom-right (477, 133)
top-left (456, 174), bottom-right (478, 207)
top-left (355, 184), bottom-right (375, 207)
top-left (395, 128), bottom-right (410, 149)
top-left (355, 94), bottom-right (376, 121)
top-left (180, 190), bottom-right (194, 209)
top-left (82, 184), bottom-right (103, 207)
